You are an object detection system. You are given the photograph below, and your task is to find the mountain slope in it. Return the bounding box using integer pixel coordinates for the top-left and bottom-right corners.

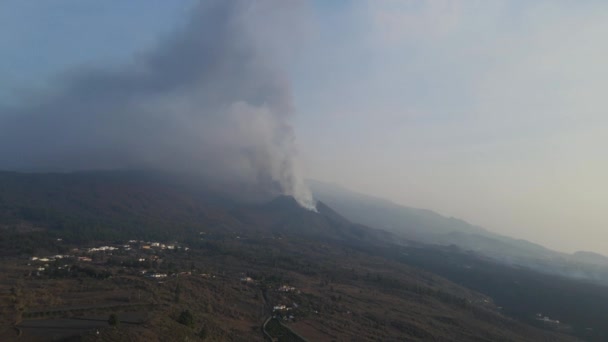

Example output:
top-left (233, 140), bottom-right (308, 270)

top-left (308, 179), bottom-right (488, 240)
top-left (0, 170), bottom-right (600, 340)
top-left (309, 179), bottom-right (608, 285)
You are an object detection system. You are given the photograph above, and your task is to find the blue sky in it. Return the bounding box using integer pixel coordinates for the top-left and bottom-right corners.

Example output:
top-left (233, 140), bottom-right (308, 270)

top-left (0, 0), bottom-right (197, 102)
top-left (3, 0), bottom-right (608, 254)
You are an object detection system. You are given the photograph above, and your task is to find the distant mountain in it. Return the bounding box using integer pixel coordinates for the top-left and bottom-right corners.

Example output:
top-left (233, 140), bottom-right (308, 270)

top-left (307, 179), bottom-right (488, 240)
top-left (309, 179), bottom-right (608, 285)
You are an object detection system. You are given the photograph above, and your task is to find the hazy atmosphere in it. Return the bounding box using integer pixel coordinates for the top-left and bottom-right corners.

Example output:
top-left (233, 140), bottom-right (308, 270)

top-left (2, 0), bottom-right (607, 254)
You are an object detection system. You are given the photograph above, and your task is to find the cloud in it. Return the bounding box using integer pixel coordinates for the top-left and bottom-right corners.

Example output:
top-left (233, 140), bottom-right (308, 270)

top-left (0, 0), bottom-right (314, 209)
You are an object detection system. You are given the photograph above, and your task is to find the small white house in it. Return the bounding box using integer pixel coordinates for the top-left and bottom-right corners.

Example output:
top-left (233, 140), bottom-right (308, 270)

top-left (148, 273), bottom-right (167, 278)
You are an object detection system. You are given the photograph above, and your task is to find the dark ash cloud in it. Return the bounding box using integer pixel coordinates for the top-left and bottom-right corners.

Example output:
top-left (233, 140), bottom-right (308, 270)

top-left (0, 0), bottom-right (314, 209)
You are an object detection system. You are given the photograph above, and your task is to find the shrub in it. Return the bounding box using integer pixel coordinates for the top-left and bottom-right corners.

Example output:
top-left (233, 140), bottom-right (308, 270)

top-left (177, 310), bottom-right (194, 328)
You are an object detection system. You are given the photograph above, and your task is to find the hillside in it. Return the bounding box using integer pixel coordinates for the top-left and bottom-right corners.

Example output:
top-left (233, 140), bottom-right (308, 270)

top-left (309, 179), bottom-right (608, 285)
top-left (0, 170), bottom-right (602, 340)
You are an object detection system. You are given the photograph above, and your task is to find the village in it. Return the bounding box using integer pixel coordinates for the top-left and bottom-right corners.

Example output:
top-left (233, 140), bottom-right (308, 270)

top-left (26, 239), bottom-right (192, 279)
top-left (26, 238), bottom-right (306, 324)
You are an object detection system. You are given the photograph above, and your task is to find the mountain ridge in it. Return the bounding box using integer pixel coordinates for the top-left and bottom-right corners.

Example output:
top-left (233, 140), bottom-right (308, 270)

top-left (308, 179), bottom-right (608, 284)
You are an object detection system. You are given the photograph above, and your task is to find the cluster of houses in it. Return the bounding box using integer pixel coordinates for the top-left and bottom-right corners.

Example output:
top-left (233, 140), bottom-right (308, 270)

top-left (30, 255), bottom-right (71, 262)
top-left (272, 304), bottom-right (296, 321)
top-left (273, 300), bottom-right (299, 313)
top-left (536, 313), bottom-right (560, 325)
top-left (27, 239), bottom-right (191, 277)
top-left (278, 285), bottom-right (297, 293)
top-left (77, 241), bottom-right (189, 254)
top-left (141, 271), bottom-right (193, 279)
top-left (273, 304), bottom-right (290, 311)
top-left (137, 241), bottom-right (189, 251)
top-left (145, 272), bottom-right (168, 279)
top-left (87, 246), bottom-right (118, 252)
top-left (30, 240), bottom-right (189, 260)
top-left (28, 255), bottom-right (74, 275)
top-left (272, 284), bottom-right (301, 321)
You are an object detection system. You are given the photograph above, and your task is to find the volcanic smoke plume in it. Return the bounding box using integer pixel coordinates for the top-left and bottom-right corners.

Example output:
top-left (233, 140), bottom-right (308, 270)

top-left (0, 0), bottom-right (315, 209)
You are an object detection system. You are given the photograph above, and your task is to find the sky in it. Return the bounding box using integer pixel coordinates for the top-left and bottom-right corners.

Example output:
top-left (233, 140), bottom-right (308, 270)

top-left (1, 0), bottom-right (608, 254)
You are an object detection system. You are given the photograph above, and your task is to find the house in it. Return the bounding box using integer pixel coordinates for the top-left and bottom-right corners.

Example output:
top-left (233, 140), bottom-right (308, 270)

top-left (88, 246), bottom-right (117, 252)
top-left (278, 285), bottom-right (296, 292)
top-left (273, 305), bottom-right (286, 311)
top-left (542, 316), bottom-right (560, 324)
top-left (147, 273), bottom-right (167, 279)
top-left (240, 276), bottom-right (254, 283)
top-left (536, 314), bottom-right (560, 325)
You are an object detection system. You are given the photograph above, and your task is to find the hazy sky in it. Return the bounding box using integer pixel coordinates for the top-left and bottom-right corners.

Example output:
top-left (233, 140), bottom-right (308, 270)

top-left (2, 0), bottom-right (608, 254)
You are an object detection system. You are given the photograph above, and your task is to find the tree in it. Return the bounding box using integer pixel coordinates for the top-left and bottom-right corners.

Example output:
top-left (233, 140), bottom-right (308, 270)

top-left (177, 310), bottom-right (194, 328)
top-left (108, 313), bottom-right (119, 326)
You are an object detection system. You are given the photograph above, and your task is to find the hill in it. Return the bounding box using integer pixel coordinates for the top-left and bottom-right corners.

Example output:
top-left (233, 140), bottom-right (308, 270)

top-left (0, 170), bottom-right (603, 340)
top-left (309, 179), bottom-right (608, 285)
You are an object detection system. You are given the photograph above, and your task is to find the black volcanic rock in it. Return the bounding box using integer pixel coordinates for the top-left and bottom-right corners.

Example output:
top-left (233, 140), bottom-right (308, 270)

top-left (315, 200), bottom-right (350, 225)
top-left (263, 195), bottom-right (303, 212)
top-left (252, 195), bottom-right (399, 247)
